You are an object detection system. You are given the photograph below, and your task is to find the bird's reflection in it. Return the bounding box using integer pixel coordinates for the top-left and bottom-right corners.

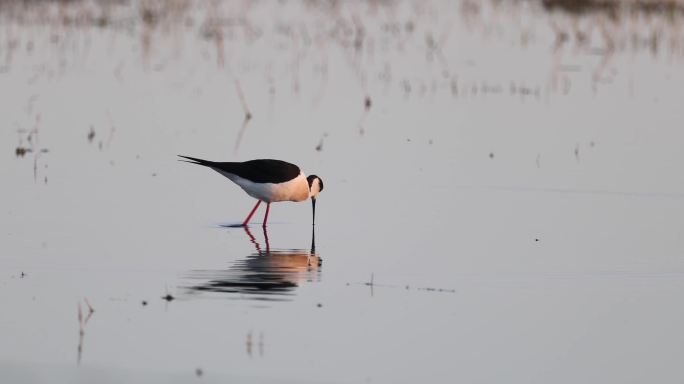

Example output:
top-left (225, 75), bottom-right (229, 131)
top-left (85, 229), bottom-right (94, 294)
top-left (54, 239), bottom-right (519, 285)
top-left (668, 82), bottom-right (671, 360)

top-left (185, 226), bottom-right (321, 300)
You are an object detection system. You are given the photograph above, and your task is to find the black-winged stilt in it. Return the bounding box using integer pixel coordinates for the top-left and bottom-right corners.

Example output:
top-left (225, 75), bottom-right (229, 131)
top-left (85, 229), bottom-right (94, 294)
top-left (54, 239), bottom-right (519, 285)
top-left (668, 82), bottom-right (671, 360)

top-left (178, 156), bottom-right (324, 227)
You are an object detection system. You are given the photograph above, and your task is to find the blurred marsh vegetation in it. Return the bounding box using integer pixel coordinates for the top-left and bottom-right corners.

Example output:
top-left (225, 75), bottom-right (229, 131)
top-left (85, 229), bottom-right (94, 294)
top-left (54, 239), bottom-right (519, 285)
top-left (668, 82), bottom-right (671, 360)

top-left (1, 0), bottom-right (683, 102)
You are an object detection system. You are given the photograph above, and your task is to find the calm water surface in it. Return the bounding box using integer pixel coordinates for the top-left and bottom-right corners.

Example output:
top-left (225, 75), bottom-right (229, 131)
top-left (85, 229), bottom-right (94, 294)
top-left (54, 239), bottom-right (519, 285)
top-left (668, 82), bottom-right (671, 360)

top-left (2, 1), bottom-right (684, 383)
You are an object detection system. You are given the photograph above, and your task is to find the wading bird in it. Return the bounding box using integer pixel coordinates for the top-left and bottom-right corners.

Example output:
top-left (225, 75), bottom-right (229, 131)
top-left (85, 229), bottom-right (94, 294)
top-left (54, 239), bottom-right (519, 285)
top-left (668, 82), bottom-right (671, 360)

top-left (178, 156), bottom-right (324, 227)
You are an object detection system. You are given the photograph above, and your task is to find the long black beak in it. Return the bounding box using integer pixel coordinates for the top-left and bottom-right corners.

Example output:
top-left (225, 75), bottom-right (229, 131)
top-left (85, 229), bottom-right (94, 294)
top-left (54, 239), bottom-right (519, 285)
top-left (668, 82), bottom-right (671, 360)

top-left (310, 225), bottom-right (316, 254)
top-left (311, 197), bottom-right (316, 226)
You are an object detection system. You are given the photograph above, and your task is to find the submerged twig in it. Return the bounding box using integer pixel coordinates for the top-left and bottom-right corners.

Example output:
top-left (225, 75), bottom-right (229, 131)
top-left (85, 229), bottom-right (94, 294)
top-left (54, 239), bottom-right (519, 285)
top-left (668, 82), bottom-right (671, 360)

top-left (232, 79), bottom-right (253, 154)
top-left (234, 79), bottom-right (252, 121)
top-left (233, 115), bottom-right (251, 154)
top-left (77, 298), bottom-right (95, 365)
top-left (84, 298), bottom-right (95, 314)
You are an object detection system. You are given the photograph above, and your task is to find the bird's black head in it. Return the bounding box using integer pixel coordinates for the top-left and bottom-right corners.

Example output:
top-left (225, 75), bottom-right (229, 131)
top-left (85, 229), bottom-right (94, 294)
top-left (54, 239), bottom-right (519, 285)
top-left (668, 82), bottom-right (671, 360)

top-left (307, 175), bottom-right (324, 198)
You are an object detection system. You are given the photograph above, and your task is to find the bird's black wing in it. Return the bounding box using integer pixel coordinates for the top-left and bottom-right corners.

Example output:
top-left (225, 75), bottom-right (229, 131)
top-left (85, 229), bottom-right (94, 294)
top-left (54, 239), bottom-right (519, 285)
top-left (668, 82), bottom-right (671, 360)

top-left (179, 156), bottom-right (300, 184)
top-left (225, 159), bottom-right (301, 183)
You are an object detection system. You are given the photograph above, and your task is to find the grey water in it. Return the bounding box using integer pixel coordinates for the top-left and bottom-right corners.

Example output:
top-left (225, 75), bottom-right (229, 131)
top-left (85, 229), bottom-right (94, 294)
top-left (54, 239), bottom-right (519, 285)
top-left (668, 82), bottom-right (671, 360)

top-left (2, 1), bottom-right (684, 383)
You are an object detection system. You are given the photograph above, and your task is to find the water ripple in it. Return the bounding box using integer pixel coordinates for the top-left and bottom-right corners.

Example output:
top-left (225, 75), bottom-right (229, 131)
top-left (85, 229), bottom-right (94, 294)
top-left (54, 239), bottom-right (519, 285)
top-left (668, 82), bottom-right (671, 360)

top-left (184, 226), bottom-right (321, 301)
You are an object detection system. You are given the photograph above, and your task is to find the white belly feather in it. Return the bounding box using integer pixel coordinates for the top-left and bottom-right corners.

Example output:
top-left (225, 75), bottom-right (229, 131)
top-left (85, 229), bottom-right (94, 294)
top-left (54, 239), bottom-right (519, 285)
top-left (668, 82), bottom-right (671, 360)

top-left (217, 171), bottom-right (310, 203)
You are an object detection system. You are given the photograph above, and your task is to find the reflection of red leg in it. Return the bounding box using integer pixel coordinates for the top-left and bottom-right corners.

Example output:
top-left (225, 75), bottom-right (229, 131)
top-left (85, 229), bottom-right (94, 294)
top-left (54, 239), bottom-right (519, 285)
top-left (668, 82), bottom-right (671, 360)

top-left (242, 200), bottom-right (261, 226)
top-left (243, 225), bottom-right (262, 254)
top-left (262, 203), bottom-right (270, 228)
top-left (262, 225), bottom-right (270, 253)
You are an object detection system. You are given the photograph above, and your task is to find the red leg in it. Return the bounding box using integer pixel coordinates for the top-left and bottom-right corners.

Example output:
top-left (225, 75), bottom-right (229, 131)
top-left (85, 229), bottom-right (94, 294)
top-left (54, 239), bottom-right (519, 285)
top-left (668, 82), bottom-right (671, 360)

top-left (262, 203), bottom-right (270, 228)
top-left (242, 200), bottom-right (261, 226)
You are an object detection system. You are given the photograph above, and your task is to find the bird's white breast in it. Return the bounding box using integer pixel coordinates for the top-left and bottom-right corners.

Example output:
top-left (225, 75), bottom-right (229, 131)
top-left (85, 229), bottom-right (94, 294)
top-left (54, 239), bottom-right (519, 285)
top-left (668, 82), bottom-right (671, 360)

top-left (218, 171), bottom-right (310, 203)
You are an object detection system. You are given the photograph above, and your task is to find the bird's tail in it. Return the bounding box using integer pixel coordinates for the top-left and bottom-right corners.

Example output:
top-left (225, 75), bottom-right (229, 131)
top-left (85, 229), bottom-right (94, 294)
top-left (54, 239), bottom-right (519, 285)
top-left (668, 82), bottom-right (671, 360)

top-left (177, 155), bottom-right (217, 168)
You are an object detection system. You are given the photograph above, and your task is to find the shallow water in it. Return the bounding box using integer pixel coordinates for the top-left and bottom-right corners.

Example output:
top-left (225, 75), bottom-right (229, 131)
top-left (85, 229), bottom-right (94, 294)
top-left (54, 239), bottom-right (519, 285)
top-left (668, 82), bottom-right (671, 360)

top-left (2, 1), bottom-right (684, 383)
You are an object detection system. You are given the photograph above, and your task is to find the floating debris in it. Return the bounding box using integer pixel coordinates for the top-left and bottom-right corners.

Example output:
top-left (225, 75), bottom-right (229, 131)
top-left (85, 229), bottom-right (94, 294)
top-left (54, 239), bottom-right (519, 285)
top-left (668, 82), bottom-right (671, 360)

top-left (417, 287), bottom-right (456, 293)
top-left (162, 293), bottom-right (175, 302)
top-left (15, 147), bottom-right (30, 157)
top-left (87, 126), bottom-right (95, 143)
top-left (315, 133), bottom-right (327, 152)
top-left (350, 277), bottom-right (455, 294)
